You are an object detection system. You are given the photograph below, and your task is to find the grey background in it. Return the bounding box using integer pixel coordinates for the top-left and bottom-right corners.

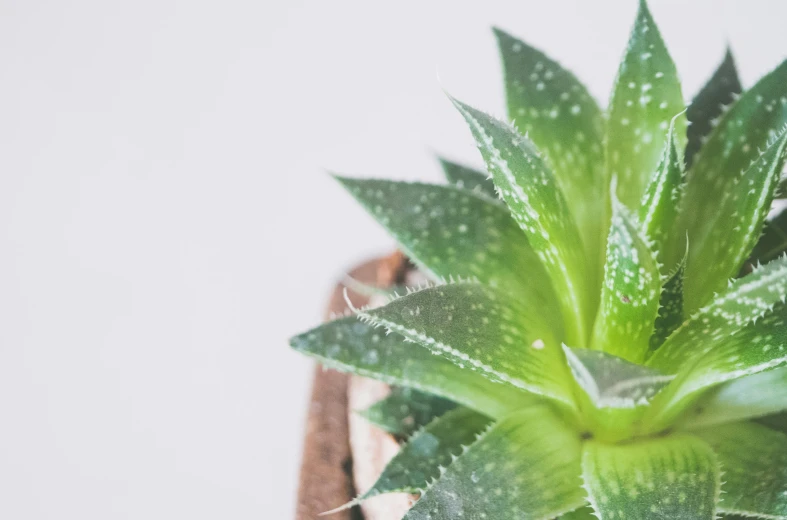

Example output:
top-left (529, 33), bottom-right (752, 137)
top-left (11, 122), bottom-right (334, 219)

top-left (0, 0), bottom-right (784, 518)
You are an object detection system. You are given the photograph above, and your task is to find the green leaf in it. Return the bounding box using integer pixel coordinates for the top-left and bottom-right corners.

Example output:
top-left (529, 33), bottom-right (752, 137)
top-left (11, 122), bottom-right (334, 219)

top-left (559, 506), bottom-right (596, 519)
top-left (563, 346), bottom-right (674, 409)
top-left (437, 157), bottom-right (496, 199)
top-left (582, 434), bottom-right (720, 520)
top-left (645, 299), bottom-right (787, 432)
top-left (334, 178), bottom-right (560, 315)
top-left (682, 366), bottom-right (787, 428)
top-left (290, 317), bottom-right (534, 418)
top-left (649, 249), bottom-right (686, 352)
top-left (750, 208), bottom-right (787, 265)
top-left (647, 255), bottom-right (787, 374)
top-left (450, 97), bottom-right (591, 346)
top-left (359, 387), bottom-right (458, 438)
top-left (683, 130), bottom-right (787, 311)
top-left (359, 281), bottom-right (575, 409)
top-left (404, 406), bottom-right (585, 520)
top-left (693, 422), bottom-right (787, 518)
top-left (758, 412), bottom-right (787, 434)
top-left (685, 48), bottom-right (743, 169)
top-left (494, 28), bottom-right (606, 269)
top-left (638, 115), bottom-right (686, 267)
top-left (607, 0), bottom-right (687, 209)
top-left (591, 194), bottom-right (661, 362)
top-left (358, 407), bottom-right (492, 501)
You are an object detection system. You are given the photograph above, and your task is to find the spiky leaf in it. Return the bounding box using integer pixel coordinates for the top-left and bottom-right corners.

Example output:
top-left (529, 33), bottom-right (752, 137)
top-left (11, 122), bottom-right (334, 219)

top-left (683, 366), bottom-right (787, 428)
top-left (645, 300), bottom-right (787, 431)
top-left (495, 28), bottom-right (606, 264)
top-left (437, 157), bottom-right (496, 199)
top-left (683, 131), bottom-right (787, 311)
top-left (335, 179), bottom-right (558, 312)
top-left (359, 408), bottom-right (492, 501)
top-left (607, 0), bottom-right (687, 209)
top-left (360, 282), bottom-right (574, 408)
top-left (639, 116), bottom-right (685, 266)
top-left (559, 507), bottom-right (596, 519)
top-left (591, 195), bottom-right (661, 361)
top-left (685, 49), bottom-right (743, 169)
top-left (582, 435), bottom-right (719, 520)
top-left (649, 249), bottom-right (686, 351)
top-left (359, 387), bottom-right (458, 437)
top-left (404, 406), bottom-right (585, 520)
top-left (290, 317), bottom-right (533, 418)
top-left (450, 97), bottom-right (591, 345)
top-left (694, 422), bottom-right (787, 518)
top-left (750, 208), bottom-right (787, 265)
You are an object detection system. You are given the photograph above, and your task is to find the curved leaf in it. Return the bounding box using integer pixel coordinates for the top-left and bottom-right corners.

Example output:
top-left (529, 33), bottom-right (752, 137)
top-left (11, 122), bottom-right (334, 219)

top-left (685, 48), bottom-right (743, 169)
top-left (290, 317), bottom-right (533, 418)
top-left (591, 195), bottom-right (661, 362)
top-left (682, 366), bottom-right (787, 428)
top-left (359, 387), bottom-right (457, 438)
top-left (694, 422), bottom-right (787, 518)
top-left (359, 282), bottom-right (575, 408)
top-left (582, 434), bottom-right (720, 520)
top-left (359, 407), bottom-right (492, 500)
top-left (683, 130), bottom-right (787, 311)
top-left (649, 249), bottom-right (686, 352)
top-left (450, 97), bottom-right (591, 345)
top-left (607, 0), bottom-right (687, 209)
top-left (750, 207), bottom-right (787, 265)
top-left (495, 27), bottom-right (606, 268)
top-left (404, 406), bottom-right (585, 520)
top-left (437, 157), bottom-right (496, 199)
top-left (334, 178), bottom-right (559, 314)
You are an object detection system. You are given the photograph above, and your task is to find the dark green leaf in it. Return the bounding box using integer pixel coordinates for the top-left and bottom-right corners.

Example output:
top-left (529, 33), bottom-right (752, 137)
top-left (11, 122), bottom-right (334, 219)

top-left (290, 317), bottom-right (534, 418)
top-left (582, 434), bottom-right (719, 520)
top-left (649, 249), bottom-right (686, 352)
top-left (694, 422), bottom-right (787, 518)
top-left (450, 97), bottom-right (592, 346)
top-left (359, 387), bottom-right (458, 438)
top-left (437, 157), bottom-right (496, 199)
top-left (685, 49), bottom-right (743, 169)
top-left (758, 412), bottom-right (787, 434)
top-left (360, 282), bottom-right (575, 408)
top-left (404, 406), bottom-right (585, 520)
top-left (750, 208), bottom-right (787, 265)
top-left (335, 178), bottom-right (561, 316)
top-left (495, 28), bottom-right (607, 272)
top-left (607, 0), bottom-right (687, 209)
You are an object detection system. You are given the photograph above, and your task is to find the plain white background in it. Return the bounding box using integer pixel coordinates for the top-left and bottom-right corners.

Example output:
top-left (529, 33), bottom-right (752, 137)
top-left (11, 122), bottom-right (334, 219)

top-left (1, 0), bottom-right (786, 518)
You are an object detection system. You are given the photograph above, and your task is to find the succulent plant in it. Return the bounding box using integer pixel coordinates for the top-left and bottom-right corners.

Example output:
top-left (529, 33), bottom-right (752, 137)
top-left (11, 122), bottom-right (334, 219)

top-left (290, 1), bottom-right (787, 518)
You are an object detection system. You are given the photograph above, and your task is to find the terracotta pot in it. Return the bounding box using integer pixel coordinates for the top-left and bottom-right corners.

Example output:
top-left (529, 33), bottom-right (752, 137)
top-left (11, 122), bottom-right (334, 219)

top-left (294, 253), bottom-right (412, 520)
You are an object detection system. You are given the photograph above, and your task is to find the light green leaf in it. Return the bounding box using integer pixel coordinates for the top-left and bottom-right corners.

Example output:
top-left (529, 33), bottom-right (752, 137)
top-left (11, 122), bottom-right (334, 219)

top-left (649, 249), bottom-right (686, 352)
top-left (694, 422), bottom-right (787, 518)
top-left (359, 281), bottom-right (575, 409)
top-left (290, 317), bottom-right (534, 418)
top-left (404, 406), bottom-right (585, 520)
top-left (563, 346), bottom-right (674, 409)
top-left (359, 387), bottom-right (458, 438)
top-left (682, 366), bottom-right (787, 428)
top-left (648, 255), bottom-right (787, 373)
top-left (591, 195), bottom-right (661, 362)
top-left (334, 178), bottom-right (561, 315)
top-left (437, 157), bottom-right (496, 199)
top-left (750, 208), bottom-right (787, 265)
top-left (358, 408), bottom-right (492, 501)
top-left (607, 0), bottom-right (687, 209)
top-left (683, 130), bottom-right (787, 311)
top-left (494, 27), bottom-right (606, 268)
top-left (582, 434), bottom-right (720, 520)
top-left (685, 48), bottom-right (743, 169)
top-left (559, 506), bottom-right (596, 519)
top-left (639, 115), bottom-right (686, 267)
top-left (645, 300), bottom-right (787, 432)
top-left (450, 97), bottom-right (591, 346)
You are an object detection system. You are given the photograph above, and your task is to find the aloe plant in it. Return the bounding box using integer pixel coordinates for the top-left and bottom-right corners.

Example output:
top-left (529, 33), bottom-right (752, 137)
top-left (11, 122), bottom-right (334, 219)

top-left (290, 1), bottom-right (787, 518)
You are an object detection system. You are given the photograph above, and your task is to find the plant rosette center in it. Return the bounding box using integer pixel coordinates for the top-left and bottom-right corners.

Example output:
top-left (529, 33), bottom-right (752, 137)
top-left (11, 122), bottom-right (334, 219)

top-left (291, 0), bottom-right (787, 518)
